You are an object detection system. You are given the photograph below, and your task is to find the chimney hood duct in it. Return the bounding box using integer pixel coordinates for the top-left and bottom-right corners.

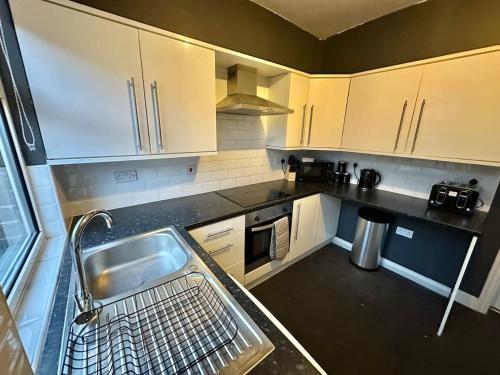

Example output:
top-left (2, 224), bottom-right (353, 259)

top-left (216, 64), bottom-right (293, 116)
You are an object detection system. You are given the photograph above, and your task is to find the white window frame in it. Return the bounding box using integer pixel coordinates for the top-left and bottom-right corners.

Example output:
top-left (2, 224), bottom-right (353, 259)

top-left (0, 81), bottom-right (44, 312)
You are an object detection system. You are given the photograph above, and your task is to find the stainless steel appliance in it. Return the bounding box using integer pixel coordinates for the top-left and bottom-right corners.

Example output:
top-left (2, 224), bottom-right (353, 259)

top-left (296, 160), bottom-right (334, 182)
top-left (245, 202), bottom-right (293, 273)
top-left (216, 64), bottom-right (293, 116)
top-left (428, 180), bottom-right (480, 215)
top-left (357, 168), bottom-right (381, 190)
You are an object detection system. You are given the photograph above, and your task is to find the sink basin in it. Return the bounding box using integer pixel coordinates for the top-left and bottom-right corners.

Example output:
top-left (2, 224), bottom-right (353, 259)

top-left (83, 230), bottom-right (189, 301)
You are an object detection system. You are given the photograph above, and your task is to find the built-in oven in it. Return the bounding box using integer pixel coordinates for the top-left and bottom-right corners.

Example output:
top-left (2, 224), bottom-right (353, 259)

top-left (245, 201), bottom-right (293, 273)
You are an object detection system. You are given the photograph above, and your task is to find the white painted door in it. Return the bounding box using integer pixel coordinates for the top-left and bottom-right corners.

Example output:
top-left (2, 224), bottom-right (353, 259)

top-left (408, 51), bottom-right (500, 162)
top-left (493, 288), bottom-right (500, 311)
top-left (341, 66), bottom-right (423, 153)
top-left (305, 78), bottom-right (350, 148)
top-left (139, 31), bottom-right (216, 154)
top-left (289, 194), bottom-right (319, 261)
top-left (10, 0), bottom-right (149, 159)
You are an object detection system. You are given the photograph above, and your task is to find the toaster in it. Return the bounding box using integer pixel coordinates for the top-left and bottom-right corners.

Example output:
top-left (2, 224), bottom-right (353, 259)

top-left (428, 181), bottom-right (480, 215)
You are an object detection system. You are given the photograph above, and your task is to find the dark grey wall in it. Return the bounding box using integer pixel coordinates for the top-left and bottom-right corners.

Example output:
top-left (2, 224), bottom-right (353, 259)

top-left (0, 0), bottom-right (46, 165)
top-left (323, 0), bottom-right (500, 73)
top-left (71, 0), bottom-right (324, 74)
top-left (336, 193), bottom-right (498, 298)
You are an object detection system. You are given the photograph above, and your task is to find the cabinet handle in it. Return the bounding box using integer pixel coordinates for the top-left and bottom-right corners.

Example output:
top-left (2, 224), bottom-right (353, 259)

top-left (307, 105), bottom-right (314, 146)
top-left (127, 78), bottom-right (142, 153)
top-left (209, 243), bottom-right (234, 256)
top-left (393, 100), bottom-right (408, 152)
top-left (206, 227), bottom-right (234, 239)
top-left (294, 203), bottom-right (301, 241)
top-left (411, 99), bottom-right (426, 153)
top-left (251, 223), bottom-right (274, 232)
top-left (151, 81), bottom-right (164, 152)
top-left (299, 104), bottom-right (306, 146)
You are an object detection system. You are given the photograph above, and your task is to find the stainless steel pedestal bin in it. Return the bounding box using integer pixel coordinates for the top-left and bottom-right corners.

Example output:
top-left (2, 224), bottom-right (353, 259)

top-left (350, 207), bottom-right (392, 270)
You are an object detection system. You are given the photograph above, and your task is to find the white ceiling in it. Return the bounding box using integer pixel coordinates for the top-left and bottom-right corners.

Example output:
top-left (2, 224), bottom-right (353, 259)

top-left (251, 0), bottom-right (425, 39)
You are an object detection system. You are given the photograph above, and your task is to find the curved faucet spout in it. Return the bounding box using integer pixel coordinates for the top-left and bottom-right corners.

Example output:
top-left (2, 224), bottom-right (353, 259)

top-left (71, 209), bottom-right (114, 314)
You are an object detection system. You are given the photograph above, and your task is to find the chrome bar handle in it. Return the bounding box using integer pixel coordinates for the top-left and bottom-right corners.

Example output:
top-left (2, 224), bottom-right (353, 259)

top-left (294, 203), bottom-right (301, 241)
top-left (251, 223), bottom-right (274, 232)
top-left (307, 105), bottom-right (314, 146)
top-left (151, 81), bottom-right (164, 152)
top-left (411, 99), bottom-right (426, 153)
top-left (299, 104), bottom-right (306, 146)
top-left (393, 100), bottom-right (408, 152)
top-left (127, 78), bottom-right (142, 153)
top-left (209, 243), bottom-right (234, 256)
top-left (206, 227), bottom-right (234, 239)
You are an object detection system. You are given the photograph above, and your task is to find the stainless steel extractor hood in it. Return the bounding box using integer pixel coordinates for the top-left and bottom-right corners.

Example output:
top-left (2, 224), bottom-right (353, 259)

top-left (216, 64), bottom-right (293, 116)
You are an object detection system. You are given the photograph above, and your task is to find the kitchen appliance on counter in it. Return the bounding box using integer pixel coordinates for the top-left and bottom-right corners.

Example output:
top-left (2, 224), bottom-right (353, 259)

top-left (296, 160), bottom-right (334, 182)
top-left (355, 166), bottom-right (381, 190)
top-left (428, 180), bottom-right (481, 215)
top-left (245, 202), bottom-right (293, 273)
top-left (332, 160), bottom-right (351, 185)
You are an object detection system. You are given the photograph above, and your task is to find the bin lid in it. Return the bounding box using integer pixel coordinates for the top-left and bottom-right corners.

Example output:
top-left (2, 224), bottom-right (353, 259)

top-left (358, 207), bottom-right (393, 223)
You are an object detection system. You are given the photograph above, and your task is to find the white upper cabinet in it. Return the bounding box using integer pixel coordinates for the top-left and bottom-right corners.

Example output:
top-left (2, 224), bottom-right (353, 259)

top-left (408, 51), bottom-right (500, 162)
top-left (267, 73), bottom-right (309, 148)
top-left (11, 0), bottom-right (149, 159)
top-left (304, 78), bottom-right (350, 148)
top-left (341, 66), bottom-right (423, 153)
top-left (139, 31), bottom-right (216, 154)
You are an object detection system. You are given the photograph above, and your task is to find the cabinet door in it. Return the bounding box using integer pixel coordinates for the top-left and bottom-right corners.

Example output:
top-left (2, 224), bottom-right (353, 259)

top-left (341, 67), bottom-right (423, 153)
top-left (139, 31), bottom-right (216, 154)
top-left (305, 78), bottom-right (350, 148)
top-left (289, 195), bottom-right (319, 261)
top-left (315, 195), bottom-right (341, 245)
top-left (287, 74), bottom-right (310, 147)
top-left (267, 73), bottom-right (309, 148)
top-left (409, 51), bottom-right (500, 162)
top-left (10, 0), bottom-right (149, 159)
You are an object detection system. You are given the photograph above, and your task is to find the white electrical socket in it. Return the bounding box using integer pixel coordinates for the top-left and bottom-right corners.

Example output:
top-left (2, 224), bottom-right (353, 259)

top-left (396, 226), bottom-right (414, 239)
top-left (113, 169), bottom-right (138, 183)
top-left (186, 165), bottom-right (196, 175)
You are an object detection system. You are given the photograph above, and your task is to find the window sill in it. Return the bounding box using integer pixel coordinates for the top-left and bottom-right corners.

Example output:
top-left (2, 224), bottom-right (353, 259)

top-left (13, 234), bottom-right (66, 369)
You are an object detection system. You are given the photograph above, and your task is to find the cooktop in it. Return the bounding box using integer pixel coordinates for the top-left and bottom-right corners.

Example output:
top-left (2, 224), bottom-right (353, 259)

top-left (216, 185), bottom-right (291, 208)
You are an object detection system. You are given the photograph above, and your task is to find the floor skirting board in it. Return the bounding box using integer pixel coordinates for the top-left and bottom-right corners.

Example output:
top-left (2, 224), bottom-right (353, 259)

top-left (331, 237), bottom-right (482, 313)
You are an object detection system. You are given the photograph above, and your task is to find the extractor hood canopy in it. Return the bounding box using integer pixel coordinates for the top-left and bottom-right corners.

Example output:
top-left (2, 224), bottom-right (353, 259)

top-left (216, 64), bottom-right (293, 116)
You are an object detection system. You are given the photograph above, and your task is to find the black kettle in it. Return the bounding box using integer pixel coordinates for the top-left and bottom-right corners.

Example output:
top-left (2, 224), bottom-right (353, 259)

top-left (358, 169), bottom-right (381, 190)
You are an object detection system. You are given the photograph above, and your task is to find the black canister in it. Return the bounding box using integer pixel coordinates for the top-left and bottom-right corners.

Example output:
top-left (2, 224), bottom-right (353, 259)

top-left (337, 161), bottom-right (347, 173)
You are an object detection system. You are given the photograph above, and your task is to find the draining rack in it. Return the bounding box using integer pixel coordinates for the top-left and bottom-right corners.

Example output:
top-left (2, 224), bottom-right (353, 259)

top-left (62, 273), bottom-right (245, 375)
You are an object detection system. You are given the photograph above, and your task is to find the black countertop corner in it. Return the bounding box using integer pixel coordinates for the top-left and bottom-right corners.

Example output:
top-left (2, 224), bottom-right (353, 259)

top-left (39, 180), bottom-right (488, 375)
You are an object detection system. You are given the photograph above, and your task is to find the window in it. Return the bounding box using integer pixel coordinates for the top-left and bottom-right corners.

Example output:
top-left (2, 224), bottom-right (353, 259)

top-left (0, 100), bottom-right (38, 295)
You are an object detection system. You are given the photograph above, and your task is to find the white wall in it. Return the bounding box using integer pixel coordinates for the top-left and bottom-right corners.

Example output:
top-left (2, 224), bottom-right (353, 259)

top-left (311, 151), bottom-right (500, 211)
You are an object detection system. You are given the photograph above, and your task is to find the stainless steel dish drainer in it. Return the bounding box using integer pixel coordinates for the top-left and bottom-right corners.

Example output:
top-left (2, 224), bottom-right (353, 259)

top-left (62, 273), bottom-right (245, 374)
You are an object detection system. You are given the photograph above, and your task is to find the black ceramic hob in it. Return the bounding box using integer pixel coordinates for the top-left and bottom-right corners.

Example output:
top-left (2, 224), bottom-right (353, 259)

top-left (216, 185), bottom-right (291, 208)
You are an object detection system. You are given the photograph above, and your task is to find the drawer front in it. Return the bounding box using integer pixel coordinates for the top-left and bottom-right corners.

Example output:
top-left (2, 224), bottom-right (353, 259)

top-left (189, 215), bottom-right (245, 244)
top-left (224, 261), bottom-right (245, 285)
top-left (202, 231), bottom-right (244, 269)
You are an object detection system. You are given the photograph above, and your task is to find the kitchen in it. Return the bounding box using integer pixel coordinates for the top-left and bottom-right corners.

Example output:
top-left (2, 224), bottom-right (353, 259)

top-left (0, 0), bottom-right (499, 373)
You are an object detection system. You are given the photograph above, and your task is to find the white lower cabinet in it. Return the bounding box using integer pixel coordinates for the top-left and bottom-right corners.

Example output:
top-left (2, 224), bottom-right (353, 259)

top-left (289, 194), bottom-right (341, 262)
top-left (189, 216), bottom-right (245, 285)
top-left (289, 195), bottom-right (320, 261)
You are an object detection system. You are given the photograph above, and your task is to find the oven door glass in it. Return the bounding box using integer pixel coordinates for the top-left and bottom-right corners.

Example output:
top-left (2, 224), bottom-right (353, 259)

top-left (245, 215), bottom-right (291, 273)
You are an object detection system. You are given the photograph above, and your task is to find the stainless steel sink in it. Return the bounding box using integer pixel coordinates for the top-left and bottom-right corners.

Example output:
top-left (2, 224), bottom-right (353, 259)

top-left (83, 230), bottom-right (190, 301)
top-left (64, 226), bottom-right (274, 375)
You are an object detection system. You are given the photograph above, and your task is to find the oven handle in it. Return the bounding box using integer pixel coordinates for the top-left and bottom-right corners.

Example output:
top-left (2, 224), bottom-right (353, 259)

top-left (251, 223), bottom-right (274, 232)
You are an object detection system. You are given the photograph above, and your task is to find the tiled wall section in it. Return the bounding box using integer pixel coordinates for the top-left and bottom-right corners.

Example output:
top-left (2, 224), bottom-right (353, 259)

top-left (311, 151), bottom-right (500, 211)
top-left (26, 165), bottom-right (66, 238)
top-left (53, 115), bottom-right (287, 218)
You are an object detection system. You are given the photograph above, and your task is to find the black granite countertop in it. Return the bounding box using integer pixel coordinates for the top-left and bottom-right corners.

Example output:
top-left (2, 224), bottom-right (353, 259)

top-left (40, 180), bottom-right (488, 375)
